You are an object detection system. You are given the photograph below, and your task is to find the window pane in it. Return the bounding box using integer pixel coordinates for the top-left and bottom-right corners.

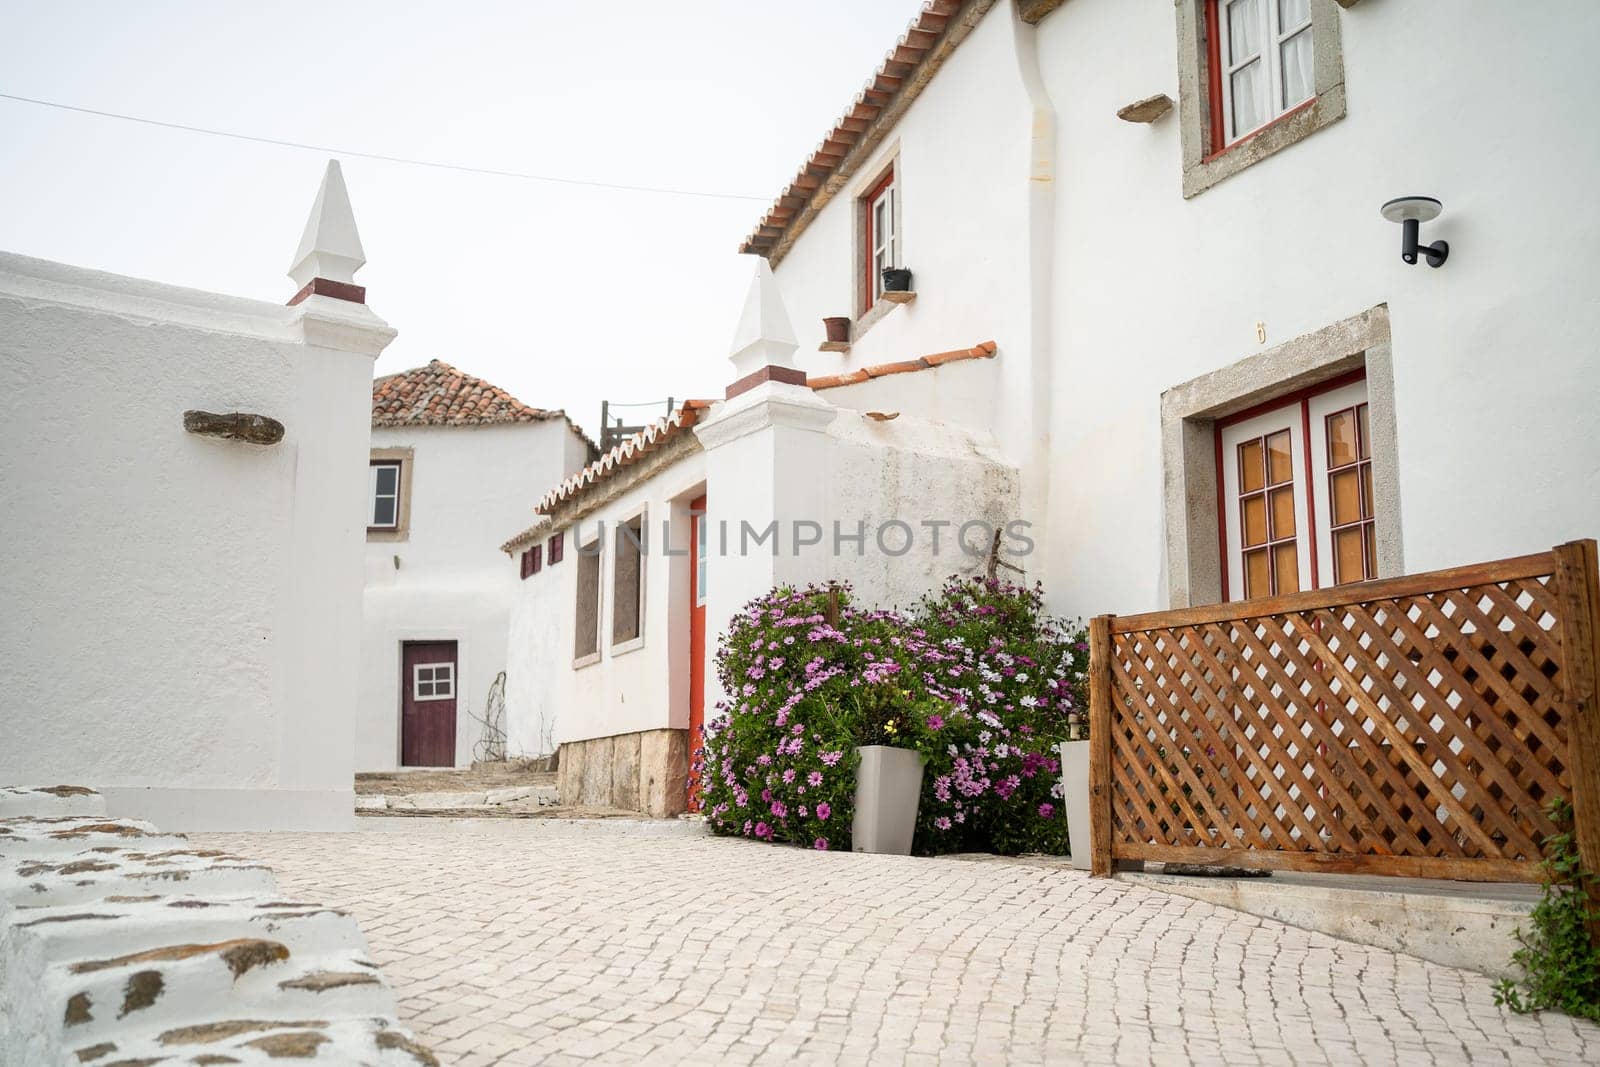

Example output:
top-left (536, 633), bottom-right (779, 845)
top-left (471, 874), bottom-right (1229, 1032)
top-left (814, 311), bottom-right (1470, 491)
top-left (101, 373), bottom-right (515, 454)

top-left (1326, 410), bottom-right (1357, 467)
top-left (1273, 542), bottom-right (1300, 594)
top-left (1266, 430), bottom-right (1293, 484)
top-left (1242, 495), bottom-right (1268, 548)
top-left (1245, 548), bottom-right (1270, 598)
top-left (1363, 523), bottom-right (1377, 579)
top-left (1227, 0), bottom-right (1262, 61)
top-left (1239, 438), bottom-right (1266, 493)
top-left (1357, 404), bottom-right (1371, 460)
top-left (575, 545), bottom-right (601, 659)
top-left (1278, 0), bottom-right (1310, 31)
top-left (1280, 27), bottom-right (1314, 109)
top-left (372, 497), bottom-right (397, 527)
top-left (1269, 486), bottom-right (1295, 539)
top-left (1334, 527), bottom-right (1365, 585)
top-left (1360, 464), bottom-right (1373, 519)
top-left (1330, 469), bottom-right (1362, 526)
top-left (374, 465), bottom-right (399, 495)
top-left (1230, 61), bottom-right (1264, 135)
top-left (417, 679), bottom-right (433, 698)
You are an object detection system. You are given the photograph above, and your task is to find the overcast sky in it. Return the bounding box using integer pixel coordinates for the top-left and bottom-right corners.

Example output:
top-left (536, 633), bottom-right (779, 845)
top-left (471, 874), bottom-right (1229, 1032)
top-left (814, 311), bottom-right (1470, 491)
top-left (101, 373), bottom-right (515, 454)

top-left (0, 0), bottom-right (918, 439)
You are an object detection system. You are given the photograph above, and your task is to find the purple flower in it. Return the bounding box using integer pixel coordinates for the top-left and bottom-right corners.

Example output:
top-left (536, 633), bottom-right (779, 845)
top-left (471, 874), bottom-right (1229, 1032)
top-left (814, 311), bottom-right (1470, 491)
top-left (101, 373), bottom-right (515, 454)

top-left (807, 770), bottom-right (823, 787)
top-left (816, 802), bottom-right (831, 821)
top-left (771, 800), bottom-right (788, 818)
top-left (814, 837), bottom-right (829, 851)
top-left (782, 768), bottom-right (796, 784)
top-left (934, 816), bottom-right (952, 831)
top-left (927, 714), bottom-right (944, 730)
top-left (821, 751), bottom-right (843, 767)
top-left (755, 821), bottom-right (772, 839)
top-left (1038, 803), bottom-right (1054, 818)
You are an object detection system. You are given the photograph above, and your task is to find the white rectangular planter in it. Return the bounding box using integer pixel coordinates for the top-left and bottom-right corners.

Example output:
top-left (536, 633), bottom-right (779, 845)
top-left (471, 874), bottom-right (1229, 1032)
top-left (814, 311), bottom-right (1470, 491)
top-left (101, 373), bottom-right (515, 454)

top-left (1058, 740), bottom-right (1092, 871)
top-left (852, 745), bottom-right (925, 855)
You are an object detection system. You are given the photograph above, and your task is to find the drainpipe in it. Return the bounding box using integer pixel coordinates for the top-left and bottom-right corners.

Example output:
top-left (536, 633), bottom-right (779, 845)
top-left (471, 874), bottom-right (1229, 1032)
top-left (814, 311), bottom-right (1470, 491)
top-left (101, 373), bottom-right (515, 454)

top-left (1008, 0), bottom-right (1058, 587)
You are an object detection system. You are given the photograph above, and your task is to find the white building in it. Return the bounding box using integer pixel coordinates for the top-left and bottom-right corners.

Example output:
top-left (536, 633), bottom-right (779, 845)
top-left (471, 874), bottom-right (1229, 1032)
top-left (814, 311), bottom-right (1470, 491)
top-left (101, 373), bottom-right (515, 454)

top-left (505, 0), bottom-right (1600, 816)
top-left (359, 360), bottom-right (593, 769)
top-left (0, 161), bottom-right (395, 830)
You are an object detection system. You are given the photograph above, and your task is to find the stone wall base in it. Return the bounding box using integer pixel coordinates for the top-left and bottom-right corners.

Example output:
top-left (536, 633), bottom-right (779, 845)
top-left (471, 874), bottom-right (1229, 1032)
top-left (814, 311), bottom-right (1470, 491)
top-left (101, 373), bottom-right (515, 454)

top-left (558, 729), bottom-right (688, 818)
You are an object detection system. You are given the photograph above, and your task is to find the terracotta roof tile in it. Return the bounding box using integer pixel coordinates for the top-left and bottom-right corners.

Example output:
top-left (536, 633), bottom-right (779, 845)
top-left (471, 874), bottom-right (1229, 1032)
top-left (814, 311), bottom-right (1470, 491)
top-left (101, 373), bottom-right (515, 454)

top-left (738, 1), bottom-right (997, 266)
top-left (373, 359), bottom-right (559, 428)
top-left (529, 399), bottom-right (714, 518)
top-left (809, 341), bottom-right (996, 390)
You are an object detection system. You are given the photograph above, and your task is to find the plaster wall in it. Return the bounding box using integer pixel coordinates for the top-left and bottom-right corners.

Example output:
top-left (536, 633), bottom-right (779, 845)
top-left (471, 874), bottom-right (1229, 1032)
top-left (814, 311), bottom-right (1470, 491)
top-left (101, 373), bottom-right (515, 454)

top-left (0, 251), bottom-right (391, 829)
top-left (505, 451), bottom-right (706, 756)
top-left (505, 395), bottom-right (1019, 762)
top-left (358, 420), bottom-right (587, 769)
top-left (1031, 0), bottom-right (1600, 616)
top-left (772, 2), bottom-right (1034, 459)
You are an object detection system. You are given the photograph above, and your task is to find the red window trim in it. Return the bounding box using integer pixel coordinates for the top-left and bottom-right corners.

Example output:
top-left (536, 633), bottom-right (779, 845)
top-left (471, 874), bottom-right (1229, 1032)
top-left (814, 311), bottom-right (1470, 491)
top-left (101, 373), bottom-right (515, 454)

top-left (1202, 0), bottom-right (1317, 163)
top-left (1214, 367), bottom-right (1367, 601)
top-left (860, 166), bottom-right (895, 315)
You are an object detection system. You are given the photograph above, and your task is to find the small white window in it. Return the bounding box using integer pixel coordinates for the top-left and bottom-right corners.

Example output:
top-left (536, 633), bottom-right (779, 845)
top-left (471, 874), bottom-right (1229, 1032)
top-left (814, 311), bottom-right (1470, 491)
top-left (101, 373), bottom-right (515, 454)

top-left (695, 512), bottom-right (708, 608)
top-left (412, 662), bottom-right (454, 701)
top-left (862, 169), bottom-right (897, 310)
top-left (1218, 0), bottom-right (1314, 144)
top-left (370, 462), bottom-right (401, 529)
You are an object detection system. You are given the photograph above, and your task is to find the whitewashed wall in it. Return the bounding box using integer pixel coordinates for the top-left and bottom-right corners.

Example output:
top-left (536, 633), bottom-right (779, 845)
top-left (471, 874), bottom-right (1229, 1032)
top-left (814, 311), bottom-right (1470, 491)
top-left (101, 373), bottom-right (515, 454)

top-left (1032, 0), bottom-right (1600, 616)
top-left (505, 450), bottom-right (706, 754)
top-left (358, 419), bottom-right (589, 769)
top-left (773, 2), bottom-right (1036, 463)
top-left (765, 0), bottom-right (1600, 623)
top-left (505, 393), bottom-right (1021, 752)
top-left (0, 251), bottom-right (393, 830)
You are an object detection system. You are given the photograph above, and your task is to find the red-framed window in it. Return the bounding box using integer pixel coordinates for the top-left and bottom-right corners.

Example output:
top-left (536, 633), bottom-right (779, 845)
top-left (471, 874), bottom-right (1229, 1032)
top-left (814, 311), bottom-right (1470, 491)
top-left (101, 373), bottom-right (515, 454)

top-left (1235, 428), bottom-right (1300, 598)
top-left (1214, 369), bottom-right (1374, 602)
top-left (548, 531), bottom-right (564, 565)
top-left (1324, 401), bottom-right (1375, 584)
top-left (860, 166), bottom-right (897, 313)
top-left (1205, 0), bottom-right (1315, 155)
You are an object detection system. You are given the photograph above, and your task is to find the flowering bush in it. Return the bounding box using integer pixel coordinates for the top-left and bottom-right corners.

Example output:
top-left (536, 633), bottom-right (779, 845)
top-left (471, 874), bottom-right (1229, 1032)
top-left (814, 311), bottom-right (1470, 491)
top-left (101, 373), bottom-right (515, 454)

top-left (697, 577), bottom-right (1088, 856)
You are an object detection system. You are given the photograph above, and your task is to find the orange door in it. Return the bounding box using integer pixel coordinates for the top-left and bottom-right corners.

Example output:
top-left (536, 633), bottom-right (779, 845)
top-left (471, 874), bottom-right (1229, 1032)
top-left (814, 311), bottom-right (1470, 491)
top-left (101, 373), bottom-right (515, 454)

top-left (687, 494), bottom-right (708, 810)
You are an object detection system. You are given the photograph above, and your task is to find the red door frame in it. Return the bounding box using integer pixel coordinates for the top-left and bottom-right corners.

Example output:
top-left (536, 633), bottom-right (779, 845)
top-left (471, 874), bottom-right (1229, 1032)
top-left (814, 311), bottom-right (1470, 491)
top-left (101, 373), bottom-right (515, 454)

top-left (400, 640), bottom-right (458, 767)
top-left (687, 494), bottom-right (708, 810)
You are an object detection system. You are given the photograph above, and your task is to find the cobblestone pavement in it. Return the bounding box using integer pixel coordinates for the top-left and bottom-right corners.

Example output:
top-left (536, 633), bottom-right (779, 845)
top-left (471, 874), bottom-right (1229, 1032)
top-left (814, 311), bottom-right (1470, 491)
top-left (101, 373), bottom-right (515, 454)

top-left (198, 819), bottom-right (1600, 1067)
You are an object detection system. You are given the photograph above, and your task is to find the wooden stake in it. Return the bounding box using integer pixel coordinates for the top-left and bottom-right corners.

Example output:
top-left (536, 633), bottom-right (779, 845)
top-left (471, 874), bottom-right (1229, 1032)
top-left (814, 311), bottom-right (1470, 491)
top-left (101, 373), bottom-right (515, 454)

top-left (1088, 614), bottom-right (1115, 877)
top-left (1553, 539), bottom-right (1600, 941)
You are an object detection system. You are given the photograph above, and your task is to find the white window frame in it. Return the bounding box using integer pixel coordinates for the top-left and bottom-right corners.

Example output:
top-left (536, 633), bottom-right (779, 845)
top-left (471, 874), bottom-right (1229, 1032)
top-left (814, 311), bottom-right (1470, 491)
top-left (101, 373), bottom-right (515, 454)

top-left (868, 175), bottom-right (897, 307)
top-left (369, 462), bottom-right (402, 530)
top-left (412, 662), bottom-right (455, 702)
top-left (1218, 0), bottom-right (1314, 145)
top-left (695, 511), bottom-right (708, 608)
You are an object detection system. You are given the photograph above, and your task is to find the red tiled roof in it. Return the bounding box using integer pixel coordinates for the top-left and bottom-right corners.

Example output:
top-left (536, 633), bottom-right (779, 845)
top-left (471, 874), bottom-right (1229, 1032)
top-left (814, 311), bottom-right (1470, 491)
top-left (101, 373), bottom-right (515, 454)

top-left (808, 341), bottom-right (996, 390)
top-left (738, 0), bottom-right (997, 265)
top-left (372, 359), bottom-right (559, 427)
top-left (532, 399), bottom-right (714, 517)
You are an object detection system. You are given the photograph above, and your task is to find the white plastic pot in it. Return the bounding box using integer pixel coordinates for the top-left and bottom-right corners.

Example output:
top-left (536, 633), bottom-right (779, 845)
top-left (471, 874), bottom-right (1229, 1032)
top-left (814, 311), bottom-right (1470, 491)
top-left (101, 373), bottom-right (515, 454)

top-left (852, 745), bottom-right (925, 855)
top-left (1058, 739), bottom-right (1092, 871)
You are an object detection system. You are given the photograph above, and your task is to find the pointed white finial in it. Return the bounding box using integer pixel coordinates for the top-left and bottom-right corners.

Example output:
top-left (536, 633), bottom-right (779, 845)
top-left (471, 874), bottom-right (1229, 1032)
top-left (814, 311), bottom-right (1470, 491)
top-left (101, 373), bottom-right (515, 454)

top-left (727, 255), bottom-right (798, 380)
top-left (288, 160), bottom-right (366, 289)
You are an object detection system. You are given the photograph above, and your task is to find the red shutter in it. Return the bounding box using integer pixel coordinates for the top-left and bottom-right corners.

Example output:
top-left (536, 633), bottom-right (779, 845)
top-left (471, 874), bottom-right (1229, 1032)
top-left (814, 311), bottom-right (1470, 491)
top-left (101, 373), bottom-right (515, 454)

top-left (532, 545), bottom-right (543, 575)
top-left (549, 532), bottom-right (564, 565)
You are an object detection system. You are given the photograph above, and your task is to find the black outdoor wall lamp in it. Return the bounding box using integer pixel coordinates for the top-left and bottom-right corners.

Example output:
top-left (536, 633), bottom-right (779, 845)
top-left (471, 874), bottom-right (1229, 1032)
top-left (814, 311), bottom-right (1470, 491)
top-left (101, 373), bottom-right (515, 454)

top-left (1381, 195), bottom-right (1449, 267)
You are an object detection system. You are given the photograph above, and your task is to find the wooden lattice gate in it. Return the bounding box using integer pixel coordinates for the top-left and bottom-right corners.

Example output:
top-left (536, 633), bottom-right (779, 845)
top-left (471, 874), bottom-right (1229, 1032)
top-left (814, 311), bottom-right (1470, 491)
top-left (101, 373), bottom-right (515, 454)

top-left (1086, 540), bottom-right (1600, 884)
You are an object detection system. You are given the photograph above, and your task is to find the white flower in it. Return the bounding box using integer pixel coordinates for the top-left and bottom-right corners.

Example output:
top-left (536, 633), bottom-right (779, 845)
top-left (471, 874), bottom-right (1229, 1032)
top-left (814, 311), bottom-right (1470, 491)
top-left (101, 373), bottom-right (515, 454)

top-left (1020, 695), bottom-right (1038, 709)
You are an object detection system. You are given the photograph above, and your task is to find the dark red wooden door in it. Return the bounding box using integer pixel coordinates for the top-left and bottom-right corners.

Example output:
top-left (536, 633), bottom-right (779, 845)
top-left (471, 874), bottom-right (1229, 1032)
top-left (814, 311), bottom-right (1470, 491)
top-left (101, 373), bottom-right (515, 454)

top-left (401, 641), bottom-right (457, 767)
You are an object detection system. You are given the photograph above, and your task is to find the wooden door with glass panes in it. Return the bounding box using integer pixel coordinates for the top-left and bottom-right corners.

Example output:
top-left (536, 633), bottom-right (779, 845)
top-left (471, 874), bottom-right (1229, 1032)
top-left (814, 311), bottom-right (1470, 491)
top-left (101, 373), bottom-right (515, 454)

top-left (1218, 375), bottom-right (1374, 601)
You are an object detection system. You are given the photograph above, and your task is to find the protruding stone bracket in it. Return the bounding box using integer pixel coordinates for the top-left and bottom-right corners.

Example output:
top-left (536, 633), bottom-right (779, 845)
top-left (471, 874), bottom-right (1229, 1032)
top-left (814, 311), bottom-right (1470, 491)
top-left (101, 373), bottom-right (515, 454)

top-left (182, 411), bottom-right (286, 446)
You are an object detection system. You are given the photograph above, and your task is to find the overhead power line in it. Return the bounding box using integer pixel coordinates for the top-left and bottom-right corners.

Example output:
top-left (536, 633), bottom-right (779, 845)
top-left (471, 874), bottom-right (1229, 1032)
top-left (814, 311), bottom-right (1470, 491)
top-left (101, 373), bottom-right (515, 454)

top-left (0, 91), bottom-right (771, 203)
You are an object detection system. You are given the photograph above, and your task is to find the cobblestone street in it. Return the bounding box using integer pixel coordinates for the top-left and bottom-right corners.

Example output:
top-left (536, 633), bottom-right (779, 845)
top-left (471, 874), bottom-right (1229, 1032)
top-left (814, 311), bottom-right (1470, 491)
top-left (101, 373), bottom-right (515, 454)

top-left (198, 819), bottom-right (1600, 1066)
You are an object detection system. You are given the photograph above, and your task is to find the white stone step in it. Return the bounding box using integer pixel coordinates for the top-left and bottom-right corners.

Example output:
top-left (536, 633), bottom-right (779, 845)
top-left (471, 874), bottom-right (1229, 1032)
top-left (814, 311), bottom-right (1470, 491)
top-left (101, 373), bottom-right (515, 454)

top-left (0, 786), bottom-right (107, 819)
top-left (0, 814), bottom-right (189, 859)
top-left (3, 895), bottom-right (395, 1065)
top-left (64, 1015), bottom-right (438, 1065)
